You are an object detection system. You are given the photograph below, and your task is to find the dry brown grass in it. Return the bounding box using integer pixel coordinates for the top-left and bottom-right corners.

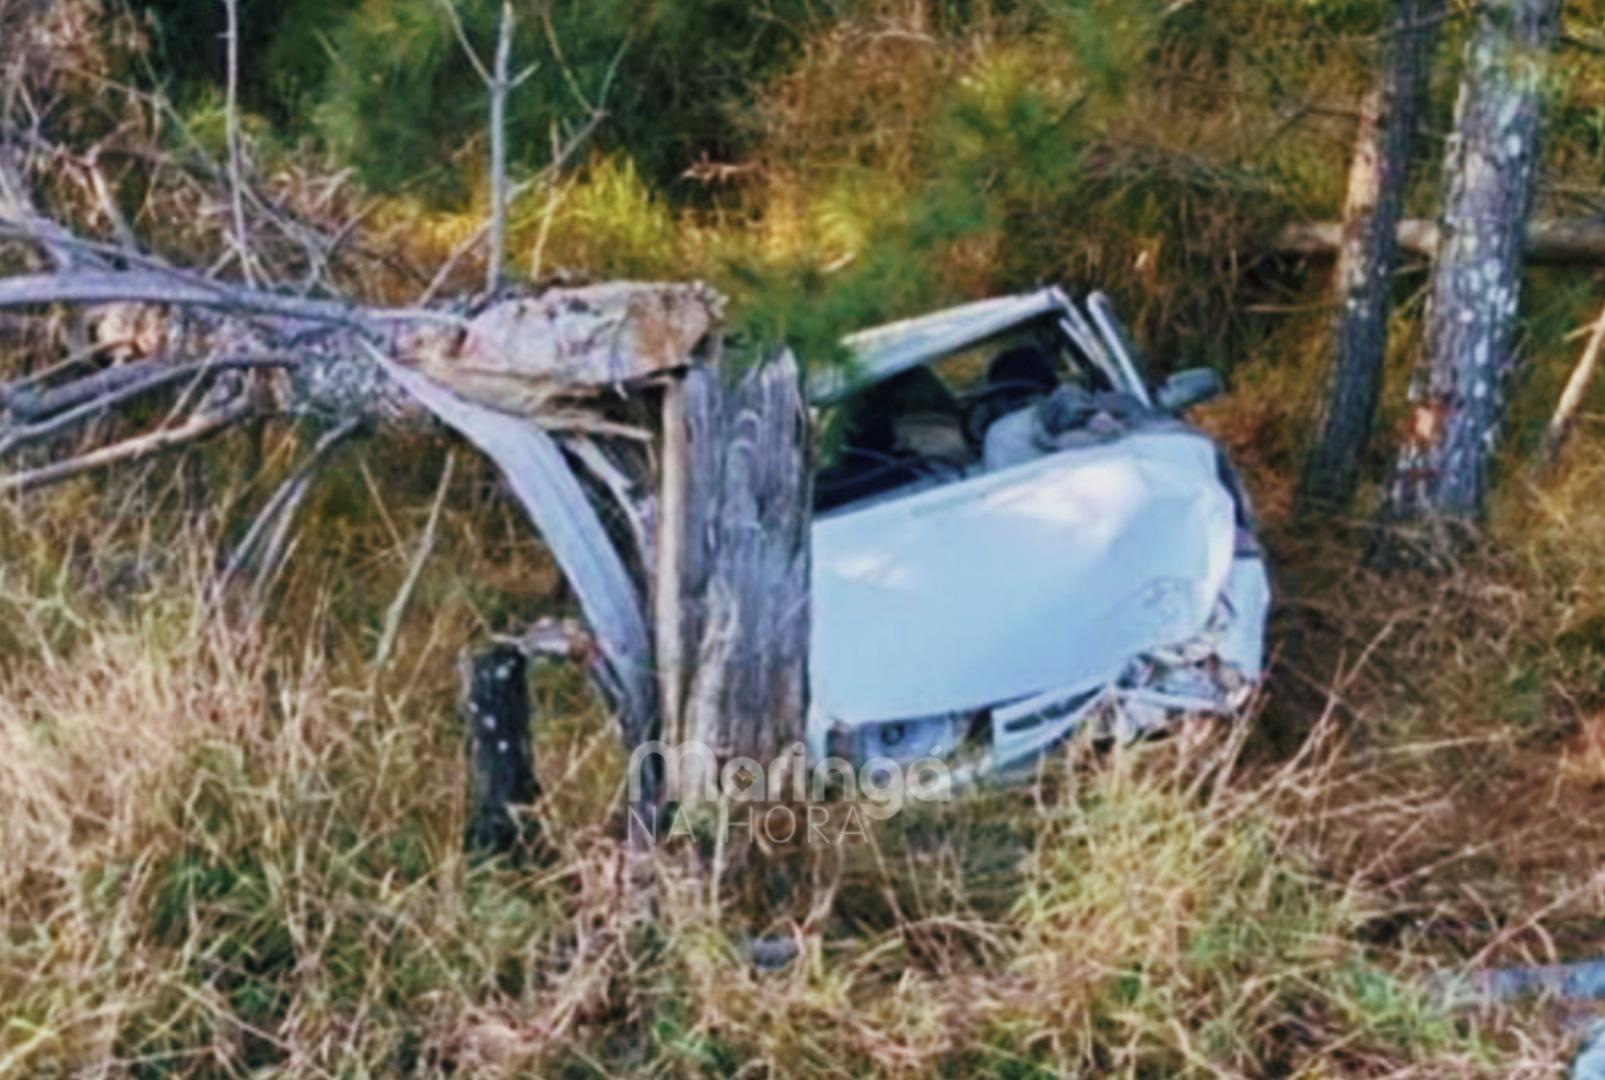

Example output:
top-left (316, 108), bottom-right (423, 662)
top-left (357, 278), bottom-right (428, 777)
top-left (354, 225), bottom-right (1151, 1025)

top-left (0, 440), bottom-right (1592, 1075)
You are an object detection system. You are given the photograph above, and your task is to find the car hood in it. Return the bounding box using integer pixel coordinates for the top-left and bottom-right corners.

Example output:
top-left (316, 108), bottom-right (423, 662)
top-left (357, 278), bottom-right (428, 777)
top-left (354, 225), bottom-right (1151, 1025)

top-left (809, 429), bottom-right (1237, 726)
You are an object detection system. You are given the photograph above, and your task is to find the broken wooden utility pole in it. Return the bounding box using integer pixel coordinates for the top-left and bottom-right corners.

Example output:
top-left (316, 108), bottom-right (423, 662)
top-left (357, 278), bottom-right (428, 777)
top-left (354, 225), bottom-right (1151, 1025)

top-left (1380, 0), bottom-right (1561, 543)
top-left (664, 354), bottom-right (812, 795)
top-left (1298, 0), bottom-right (1441, 515)
top-left (0, 231), bottom-right (813, 852)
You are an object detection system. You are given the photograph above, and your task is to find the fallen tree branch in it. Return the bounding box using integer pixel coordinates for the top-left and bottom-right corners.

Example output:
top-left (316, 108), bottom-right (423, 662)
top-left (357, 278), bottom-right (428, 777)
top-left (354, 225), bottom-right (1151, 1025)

top-left (0, 397), bottom-right (254, 494)
top-left (4, 357), bottom-right (163, 419)
top-left (0, 339), bottom-right (119, 406)
top-left (1274, 217), bottom-right (1605, 263)
top-left (0, 263), bottom-right (719, 440)
top-left (0, 355), bottom-right (296, 454)
top-left (212, 417), bottom-right (364, 598)
top-left (1540, 297), bottom-right (1605, 466)
top-left (0, 145), bottom-right (95, 273)
top-left (0, 79), bottom-right (786, 865)
top-left (0, 268), bottom-right (379, 326)
top-left (0, 220), bottom-right (194, 278)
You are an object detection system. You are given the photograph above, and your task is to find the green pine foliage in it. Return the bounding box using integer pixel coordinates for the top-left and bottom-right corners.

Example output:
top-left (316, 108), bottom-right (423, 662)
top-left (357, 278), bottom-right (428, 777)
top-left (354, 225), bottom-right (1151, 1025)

top-left (310, 0), bottom-right (827, 197)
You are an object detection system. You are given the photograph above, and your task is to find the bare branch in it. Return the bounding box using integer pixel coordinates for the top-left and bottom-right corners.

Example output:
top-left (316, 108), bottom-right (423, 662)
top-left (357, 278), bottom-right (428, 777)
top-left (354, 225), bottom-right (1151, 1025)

top-left (4, 357), bottom-right (163, 420)
top-left (550, 108), bottom-right (608, 172)
top-left (432, 0), bottom-right (523, 296)
top-left (0, 268), bottom-right (459, 327)
top-left (213, 417), bottom-right (363, 596)
top-left (0, 339), bottom-right (119, 405)
top-left (0, 398), bottom-right (254, 495)
top-left (249, 477), bottom-right (308, 610)
top-left (1540, 299), bottom-right (1605, 466)
top-left (420, 108), bottom-right (603, 302)
top-left (1275, 217), bottom-right (1605, 263)
top-left (221, 0), bottom-right (257, 283)
top-left (0, 356), bottom-right (297, 455)
top-left (435, 0), bottom-right (493, 85)
top-left (0, 219), bottom-right (182, 275)
top-left (487, 1), bottom-right (514, 294)
top-left (82, 156), bottom-right (141, 254)
top-left (541, 5), bottom-right (632, 116)
top-left (11, 71), bottom-right (304, 257)
top-left (0, 143), bottom-right (95, 272)
top-left (416, 3), bottom-right (632, 299)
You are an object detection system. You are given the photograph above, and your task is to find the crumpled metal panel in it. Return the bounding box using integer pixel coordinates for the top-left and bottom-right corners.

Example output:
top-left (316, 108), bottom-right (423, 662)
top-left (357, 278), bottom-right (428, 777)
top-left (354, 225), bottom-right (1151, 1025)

top-left (957, 552), bottom-right (1267, 775)
top-left (808, 428), bottom-right (1237, 744)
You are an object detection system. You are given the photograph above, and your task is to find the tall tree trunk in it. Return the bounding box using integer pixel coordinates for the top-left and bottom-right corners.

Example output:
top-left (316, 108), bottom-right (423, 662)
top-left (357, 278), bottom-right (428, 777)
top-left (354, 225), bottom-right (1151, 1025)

top-left (1298, 0), bottom-right (1442, 515)
top-left (1381, 0), bottom-right (1561, 537)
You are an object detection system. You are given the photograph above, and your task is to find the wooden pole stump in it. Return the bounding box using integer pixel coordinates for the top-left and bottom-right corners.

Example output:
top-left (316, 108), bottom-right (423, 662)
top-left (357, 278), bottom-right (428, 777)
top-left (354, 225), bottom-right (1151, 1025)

top-left (461, 642), bottom-right (542, 860)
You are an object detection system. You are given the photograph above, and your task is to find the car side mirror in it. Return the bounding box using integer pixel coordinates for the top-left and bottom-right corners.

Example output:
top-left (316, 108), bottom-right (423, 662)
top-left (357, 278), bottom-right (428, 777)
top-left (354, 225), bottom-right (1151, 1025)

top-left (1156, 367), bottom-right (1223, 412)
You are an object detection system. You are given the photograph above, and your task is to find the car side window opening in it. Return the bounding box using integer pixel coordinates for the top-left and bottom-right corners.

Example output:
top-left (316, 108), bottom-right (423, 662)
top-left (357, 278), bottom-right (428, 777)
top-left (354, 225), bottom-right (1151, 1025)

top-left (814, 366), bottom-right (964, 512)
top-left (814, 318), bottom-right (1122, 513)
top-left (958, 343), bottom-right (1060, 446)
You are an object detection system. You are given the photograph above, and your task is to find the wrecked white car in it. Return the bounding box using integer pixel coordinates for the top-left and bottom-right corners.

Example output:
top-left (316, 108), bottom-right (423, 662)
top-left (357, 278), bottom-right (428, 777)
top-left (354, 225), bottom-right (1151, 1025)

top-left (805, 288), bottom-right (1269, 775)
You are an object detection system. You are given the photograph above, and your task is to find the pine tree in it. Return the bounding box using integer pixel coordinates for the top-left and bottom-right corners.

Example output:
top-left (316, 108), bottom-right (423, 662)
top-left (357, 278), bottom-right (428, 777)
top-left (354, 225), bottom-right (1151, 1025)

top-left (1298, 0), bottom-right (1441, 516)
top-left (1381, 0), bottom-right (1561, 540)
top-left (310, 0), bottom-right (820, 196)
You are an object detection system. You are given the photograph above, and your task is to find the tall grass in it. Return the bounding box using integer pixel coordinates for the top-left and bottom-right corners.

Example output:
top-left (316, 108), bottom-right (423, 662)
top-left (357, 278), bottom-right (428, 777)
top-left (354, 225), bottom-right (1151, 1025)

top-left (0, 479), bottom-right (1577, 1074)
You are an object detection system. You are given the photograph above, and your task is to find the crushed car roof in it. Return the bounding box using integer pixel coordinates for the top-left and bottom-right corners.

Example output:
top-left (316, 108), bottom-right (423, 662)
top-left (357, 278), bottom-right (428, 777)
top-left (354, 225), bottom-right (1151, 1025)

top-left (807, 288), bottom-right (1075, 405)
